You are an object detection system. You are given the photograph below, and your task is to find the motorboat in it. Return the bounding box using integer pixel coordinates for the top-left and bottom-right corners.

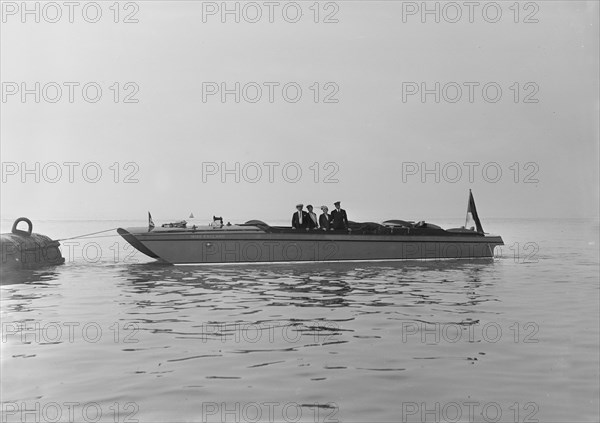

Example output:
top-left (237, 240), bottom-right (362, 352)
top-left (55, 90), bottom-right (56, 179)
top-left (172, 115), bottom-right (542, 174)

top-left (117, 191), bottom-right (503, 265)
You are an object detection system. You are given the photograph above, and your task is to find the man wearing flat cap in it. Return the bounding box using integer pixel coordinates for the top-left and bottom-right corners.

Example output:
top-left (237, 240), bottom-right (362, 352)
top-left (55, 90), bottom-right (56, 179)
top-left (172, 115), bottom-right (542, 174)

top-left (292, 204), bottom-right (310, 230)
top-left (330, 201), bottom-right (348, 230)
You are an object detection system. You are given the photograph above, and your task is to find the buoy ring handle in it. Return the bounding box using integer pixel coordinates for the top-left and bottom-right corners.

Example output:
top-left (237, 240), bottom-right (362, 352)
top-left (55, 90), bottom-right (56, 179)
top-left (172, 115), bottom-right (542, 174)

top-left (12, 217), bottom-right (33, 237)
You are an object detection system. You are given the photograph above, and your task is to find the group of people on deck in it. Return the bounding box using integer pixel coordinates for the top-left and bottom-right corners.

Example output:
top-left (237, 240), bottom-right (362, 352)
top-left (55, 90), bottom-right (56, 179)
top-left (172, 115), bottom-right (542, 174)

top-left (292, 201), bottom-right (348, 231)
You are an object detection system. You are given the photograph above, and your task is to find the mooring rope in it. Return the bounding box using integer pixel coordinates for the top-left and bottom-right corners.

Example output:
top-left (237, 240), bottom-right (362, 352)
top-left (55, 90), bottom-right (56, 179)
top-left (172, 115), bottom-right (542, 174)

top-left (54, 228), bottom-right (120, 242)
top-left (72, 233), bottom-right (123, 240)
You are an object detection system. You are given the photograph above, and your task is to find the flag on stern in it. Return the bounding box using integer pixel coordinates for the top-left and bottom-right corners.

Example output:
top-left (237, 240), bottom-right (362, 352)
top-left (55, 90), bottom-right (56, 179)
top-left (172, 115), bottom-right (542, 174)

top-left (465, 189), bottom-right (484, 233)
top-left (148, 212), bottom-right (155, 229)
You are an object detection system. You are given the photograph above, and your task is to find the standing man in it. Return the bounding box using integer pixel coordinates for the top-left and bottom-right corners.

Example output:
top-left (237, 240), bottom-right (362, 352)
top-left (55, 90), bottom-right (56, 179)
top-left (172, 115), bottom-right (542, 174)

top-left (306, 205), bottom-right (318, 229)
top-left (330, 201), bottom-right (348, 230)
top-left (292, 204), bottom-right (310, 230)
top-left (319, 206), bottom-right (331, 231)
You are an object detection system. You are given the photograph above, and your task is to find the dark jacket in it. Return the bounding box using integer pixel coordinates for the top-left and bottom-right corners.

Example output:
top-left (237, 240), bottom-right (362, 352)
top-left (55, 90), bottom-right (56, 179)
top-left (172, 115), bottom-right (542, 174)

top-left (330, 208), bottom-right (348, 230)
top-left (292, 211), bottom-right (310, 229)
top-left (319, 213), bottom-right (331, 230)
top-left (307, 212), bottom-right (318, 229)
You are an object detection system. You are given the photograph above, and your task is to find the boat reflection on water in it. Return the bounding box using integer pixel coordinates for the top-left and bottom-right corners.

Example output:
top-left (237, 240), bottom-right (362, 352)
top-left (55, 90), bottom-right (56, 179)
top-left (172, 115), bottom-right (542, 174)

top-left (111, 259), bottom-right (500, 359)
top-left (115, 258), bottom-right (497, 310)
top-left (0, 267), bottom-right (62, 287)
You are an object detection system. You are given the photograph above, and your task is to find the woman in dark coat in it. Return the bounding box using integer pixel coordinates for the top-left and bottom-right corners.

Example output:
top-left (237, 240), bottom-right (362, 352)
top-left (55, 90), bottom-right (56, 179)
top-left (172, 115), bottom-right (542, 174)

top-left (319, 206), bottom-right (331, 231)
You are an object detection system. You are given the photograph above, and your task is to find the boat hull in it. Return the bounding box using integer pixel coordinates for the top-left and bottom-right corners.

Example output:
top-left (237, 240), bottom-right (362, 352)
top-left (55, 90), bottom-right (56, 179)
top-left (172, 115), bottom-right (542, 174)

top-left (118, 227), bottom-right (504, 264)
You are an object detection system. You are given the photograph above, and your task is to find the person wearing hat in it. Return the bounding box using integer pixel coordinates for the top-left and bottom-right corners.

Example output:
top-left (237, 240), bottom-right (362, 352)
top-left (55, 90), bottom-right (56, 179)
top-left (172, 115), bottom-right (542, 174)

top-left (306, 205), bottom-right (318, 229)
top-left (319, 206), bottom-right (331, 231)
top-left (330, 201), bottom-right (348, 230)
top-left (292, 203), bottom-right (310, 230)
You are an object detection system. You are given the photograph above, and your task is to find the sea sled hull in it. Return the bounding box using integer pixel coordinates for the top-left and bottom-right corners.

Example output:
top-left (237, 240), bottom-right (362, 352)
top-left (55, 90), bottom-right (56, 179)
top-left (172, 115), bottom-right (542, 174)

top-left (118, 227), bottom-right (504, 264)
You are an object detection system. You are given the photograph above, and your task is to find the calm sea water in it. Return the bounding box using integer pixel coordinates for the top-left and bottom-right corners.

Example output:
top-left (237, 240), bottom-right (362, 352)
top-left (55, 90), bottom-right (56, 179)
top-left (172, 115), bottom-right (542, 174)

top-left (1, 218), bottom-right (598, 423)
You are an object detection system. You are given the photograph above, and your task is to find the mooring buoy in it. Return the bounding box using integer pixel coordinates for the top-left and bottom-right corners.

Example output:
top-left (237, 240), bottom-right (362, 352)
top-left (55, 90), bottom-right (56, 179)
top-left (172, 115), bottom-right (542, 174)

top-left (0, 217), bottom-right (65, 271)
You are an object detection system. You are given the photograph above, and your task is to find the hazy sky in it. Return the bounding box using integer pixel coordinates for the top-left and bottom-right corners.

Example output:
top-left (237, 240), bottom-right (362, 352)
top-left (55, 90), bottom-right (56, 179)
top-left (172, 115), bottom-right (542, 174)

top-left (1, 1), bottom-right (598, 224)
